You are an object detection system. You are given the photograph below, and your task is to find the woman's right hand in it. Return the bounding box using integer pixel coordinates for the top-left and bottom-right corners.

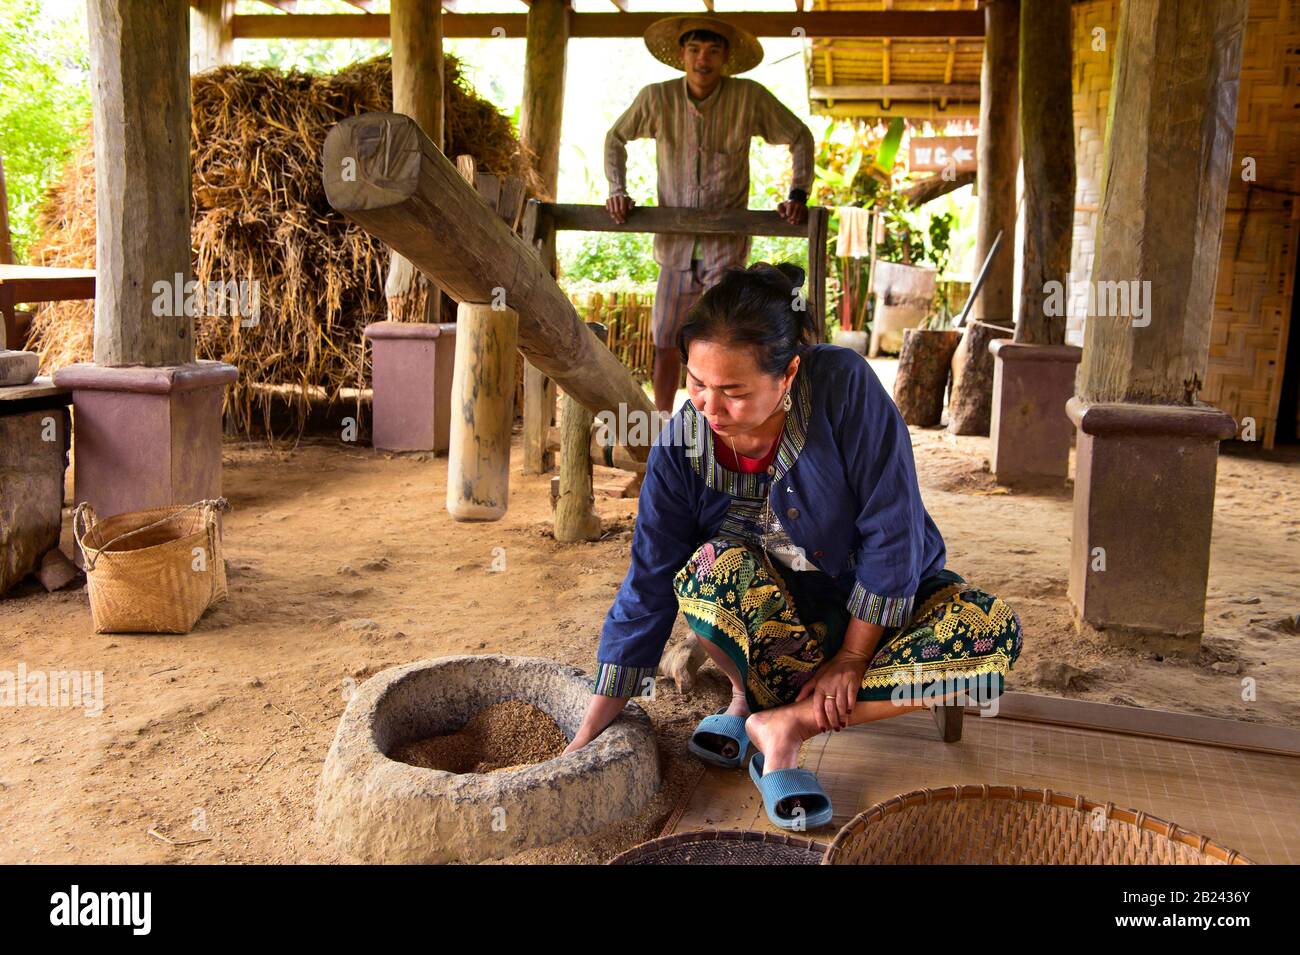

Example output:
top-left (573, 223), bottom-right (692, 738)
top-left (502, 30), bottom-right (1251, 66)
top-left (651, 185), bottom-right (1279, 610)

top-left (563, 693), bottom-right (631, 754)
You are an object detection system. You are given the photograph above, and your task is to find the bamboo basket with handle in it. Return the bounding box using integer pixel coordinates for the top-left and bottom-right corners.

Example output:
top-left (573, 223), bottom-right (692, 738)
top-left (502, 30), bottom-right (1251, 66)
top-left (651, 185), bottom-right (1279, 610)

top-left (824, 785), bottom-right (1253, 865)
top-left (74, 499), bottom-right (230, 634)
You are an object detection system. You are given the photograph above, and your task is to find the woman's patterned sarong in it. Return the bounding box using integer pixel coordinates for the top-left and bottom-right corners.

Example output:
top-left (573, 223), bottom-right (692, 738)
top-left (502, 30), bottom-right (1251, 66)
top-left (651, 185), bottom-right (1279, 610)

top-left (673, 537), bottom-right (1023, 712)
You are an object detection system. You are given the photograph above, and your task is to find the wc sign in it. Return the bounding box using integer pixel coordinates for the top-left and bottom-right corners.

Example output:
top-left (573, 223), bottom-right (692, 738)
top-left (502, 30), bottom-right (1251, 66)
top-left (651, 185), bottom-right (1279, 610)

top-left (909, 135), bottom-right (977, 174)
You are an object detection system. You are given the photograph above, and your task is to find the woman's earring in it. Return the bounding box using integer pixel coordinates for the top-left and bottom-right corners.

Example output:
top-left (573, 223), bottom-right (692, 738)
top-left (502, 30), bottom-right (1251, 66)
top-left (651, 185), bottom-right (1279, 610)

top-left (782, 391), bottom-right (792, 412)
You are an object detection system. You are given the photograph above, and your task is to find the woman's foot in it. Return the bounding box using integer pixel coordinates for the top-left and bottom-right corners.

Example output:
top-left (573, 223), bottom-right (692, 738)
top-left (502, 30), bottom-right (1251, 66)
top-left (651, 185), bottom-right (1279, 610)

top-left (693, 692), bottom-right (751, 760)
top-left (745, 701), bottom-right (821, 816)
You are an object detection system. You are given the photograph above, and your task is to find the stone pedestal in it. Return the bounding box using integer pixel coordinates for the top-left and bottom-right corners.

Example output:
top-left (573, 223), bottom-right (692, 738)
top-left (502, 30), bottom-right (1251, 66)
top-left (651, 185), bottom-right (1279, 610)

top-left (53, 361), bottom-right (237, 519)
top-left (363, 321), bottom-right (456, 453)
top-left (989, 341), bottom-right (1082, 486)
top-left (0, 407), bottom-right (70, 594)
top-left (1066, 398), bottom-right (1237, 654)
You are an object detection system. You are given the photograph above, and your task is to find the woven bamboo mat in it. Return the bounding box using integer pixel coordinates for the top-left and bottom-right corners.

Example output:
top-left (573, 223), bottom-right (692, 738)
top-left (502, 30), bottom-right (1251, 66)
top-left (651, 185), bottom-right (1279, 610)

top-left (662, 708), bottom-right (1300, 864)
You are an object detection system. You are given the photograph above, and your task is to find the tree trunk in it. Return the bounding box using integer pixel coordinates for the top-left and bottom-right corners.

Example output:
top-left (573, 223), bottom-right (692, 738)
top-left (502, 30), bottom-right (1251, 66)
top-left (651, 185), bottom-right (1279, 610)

top-left (894, 328), bottom-right (962, 426)
top-left (971, 0), bottom-right (1019, 328)
top-left (1016, 0), bottom-right (1074, 345)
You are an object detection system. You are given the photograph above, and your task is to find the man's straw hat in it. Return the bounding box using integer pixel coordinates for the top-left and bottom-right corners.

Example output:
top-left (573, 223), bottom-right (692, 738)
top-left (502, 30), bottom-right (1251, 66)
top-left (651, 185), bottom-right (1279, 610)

top-left (643, 16), bottom-right (765, 76)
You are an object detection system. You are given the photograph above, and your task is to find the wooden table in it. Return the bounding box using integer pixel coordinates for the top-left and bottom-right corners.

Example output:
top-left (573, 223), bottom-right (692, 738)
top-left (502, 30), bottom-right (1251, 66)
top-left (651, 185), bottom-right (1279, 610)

top-left (0, 264), bottom-right (95, 350)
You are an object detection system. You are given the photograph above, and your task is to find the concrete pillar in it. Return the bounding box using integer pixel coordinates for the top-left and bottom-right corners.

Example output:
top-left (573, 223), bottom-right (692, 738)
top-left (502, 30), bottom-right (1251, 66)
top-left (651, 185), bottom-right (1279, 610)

top-left (989, 341), bottom-right (1081, 486)
top-left (363, 321), bottom-right (456, 453)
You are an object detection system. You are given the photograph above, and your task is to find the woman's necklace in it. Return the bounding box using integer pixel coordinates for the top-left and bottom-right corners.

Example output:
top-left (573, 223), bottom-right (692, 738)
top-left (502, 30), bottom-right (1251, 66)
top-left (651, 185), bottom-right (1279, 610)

top-left (724, 411), bottom-right (786, 551)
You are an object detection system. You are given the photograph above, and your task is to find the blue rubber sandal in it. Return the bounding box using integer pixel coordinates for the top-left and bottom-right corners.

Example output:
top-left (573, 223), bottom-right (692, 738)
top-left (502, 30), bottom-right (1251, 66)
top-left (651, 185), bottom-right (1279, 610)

top-left (688, 708), bottom-right (751, 769)
top-left (748, 751), bottom-right (835, 831)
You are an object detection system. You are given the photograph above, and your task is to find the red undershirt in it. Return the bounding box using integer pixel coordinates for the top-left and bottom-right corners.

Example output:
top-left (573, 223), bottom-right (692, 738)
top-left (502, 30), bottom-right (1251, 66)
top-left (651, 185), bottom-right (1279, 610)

top-left (711, 426), bottom-right (780, 474)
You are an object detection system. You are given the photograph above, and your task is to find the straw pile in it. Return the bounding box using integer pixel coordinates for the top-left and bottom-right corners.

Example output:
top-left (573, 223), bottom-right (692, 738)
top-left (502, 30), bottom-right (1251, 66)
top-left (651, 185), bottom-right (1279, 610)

top-left (27, 55), bottom-right (540, 437)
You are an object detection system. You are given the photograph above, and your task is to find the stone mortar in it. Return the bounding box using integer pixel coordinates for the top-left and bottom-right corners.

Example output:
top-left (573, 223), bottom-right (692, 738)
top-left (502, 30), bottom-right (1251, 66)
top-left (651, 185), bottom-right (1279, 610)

top-left (314, 654), bottom-right (660, 863)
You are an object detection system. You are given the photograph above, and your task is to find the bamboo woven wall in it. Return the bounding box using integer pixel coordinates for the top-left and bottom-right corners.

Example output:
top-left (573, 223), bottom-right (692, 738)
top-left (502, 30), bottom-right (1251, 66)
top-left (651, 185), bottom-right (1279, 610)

top-left (1070, 0), bottom-right (1300, 449)
top-left (571, 291), bottom-right (656, 384)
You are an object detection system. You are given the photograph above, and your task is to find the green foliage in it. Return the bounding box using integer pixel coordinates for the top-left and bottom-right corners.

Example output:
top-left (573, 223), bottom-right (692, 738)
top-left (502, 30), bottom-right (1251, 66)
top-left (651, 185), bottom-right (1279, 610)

top-left (811, 121), bottom-right (885, 209)
top-left (0, 0), bottom-right (91, 260)
top-left (876, 190), bottom-right (954, 272)
top-left (871, 118), bottom-right (905, 177)
top-left (560, 230), bottom-right (660, 284)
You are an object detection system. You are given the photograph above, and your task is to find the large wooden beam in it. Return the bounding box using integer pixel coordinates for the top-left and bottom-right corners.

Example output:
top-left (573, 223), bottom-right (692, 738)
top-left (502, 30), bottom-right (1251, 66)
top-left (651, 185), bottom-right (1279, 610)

top-left (385, 0), bottom-right (444, 324)
top-left (521, 0), bottom-right (567, 201)
top-left (544, 204), bottom-right (809, 237)
top-left (88, 0), bottom-right (193, 366)
top-left (233, 11), bottom-right (986, 40)
top-left (1078, 0), bottom-right (1246, 404)
top-left (322, 113), bottom-right (657, 460)
top-left (816, 102), bottom-right (979, 120)
top-left (1015, 0), bottom-right (1073, 345)
top-left (808, 83), bottom-right (980, 102)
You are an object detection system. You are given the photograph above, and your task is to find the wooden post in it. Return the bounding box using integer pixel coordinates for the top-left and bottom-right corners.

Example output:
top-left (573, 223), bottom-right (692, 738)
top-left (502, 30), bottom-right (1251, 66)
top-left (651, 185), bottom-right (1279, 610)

top-left (520, 0), bottom-right (568, 200)
top-left (523, 363), bottom-right (555, 473)
top-left (0, 152), bottom-right (13, 266)
top-left (522, 200), bottom-right (557, 473)
top-left (447, 303), bottom-right (519, 521)
top-left (971, 0), bottom-right (1019, 326)
top-left (555, 323), bottom-right (607, 542)
top-left (1078, 0), bottom-right (1245, 406)
top-left (519, 0), bottom-right (568, 473)
top-left (806, 206), bottom-right (829, 341)
top-left (1067, 0), bottom-right (1248, 648)
top-left (1016, 0), bottom-right (1073, 345)
top-left (386, 0), bottom-right (445, 324)
top-left (87, 0), bottom-right (193, 366)
top-left (189, 0), bottom-right (233, 74)
top-left (948, 0), bottom-right (1017, 434)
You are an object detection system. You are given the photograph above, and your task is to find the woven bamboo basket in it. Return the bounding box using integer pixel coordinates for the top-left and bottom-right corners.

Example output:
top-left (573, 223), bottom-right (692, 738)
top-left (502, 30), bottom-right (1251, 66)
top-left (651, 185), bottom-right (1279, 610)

top-left (609, 830), bottom-right (829, 865)
top-left (824, 785), bottom-right (1254, 865)
top-left (74, 499), bottom-right (230, 634)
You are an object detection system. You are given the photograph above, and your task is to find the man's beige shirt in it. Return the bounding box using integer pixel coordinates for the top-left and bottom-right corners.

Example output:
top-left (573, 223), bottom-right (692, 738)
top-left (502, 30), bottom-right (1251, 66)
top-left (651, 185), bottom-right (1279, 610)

top-left (604, 75), bottom-right (815, 272)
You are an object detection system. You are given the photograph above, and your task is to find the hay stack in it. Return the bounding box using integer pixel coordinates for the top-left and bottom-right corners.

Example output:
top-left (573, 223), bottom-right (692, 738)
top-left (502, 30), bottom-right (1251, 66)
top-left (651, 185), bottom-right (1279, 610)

top-left (27, 55), bottom-right (540, 437)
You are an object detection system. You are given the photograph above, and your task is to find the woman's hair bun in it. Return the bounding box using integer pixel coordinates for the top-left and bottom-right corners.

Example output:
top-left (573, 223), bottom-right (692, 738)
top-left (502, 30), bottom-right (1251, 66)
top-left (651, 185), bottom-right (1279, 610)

top-left (774, 262), bottom-right (806, 289)
top-left (746, 261), bottom-right (805, 290)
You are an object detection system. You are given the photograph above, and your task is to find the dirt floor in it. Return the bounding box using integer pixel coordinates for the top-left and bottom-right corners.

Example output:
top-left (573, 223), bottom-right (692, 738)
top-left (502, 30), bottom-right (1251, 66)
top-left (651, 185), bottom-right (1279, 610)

top-left (1, 395), bottom-right (1298, 863)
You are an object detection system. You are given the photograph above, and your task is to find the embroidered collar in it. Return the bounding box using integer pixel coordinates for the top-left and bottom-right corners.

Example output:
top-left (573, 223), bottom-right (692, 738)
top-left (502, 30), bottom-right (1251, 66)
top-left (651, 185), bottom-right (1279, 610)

top-left (683, 361), bottom-right (813, 497)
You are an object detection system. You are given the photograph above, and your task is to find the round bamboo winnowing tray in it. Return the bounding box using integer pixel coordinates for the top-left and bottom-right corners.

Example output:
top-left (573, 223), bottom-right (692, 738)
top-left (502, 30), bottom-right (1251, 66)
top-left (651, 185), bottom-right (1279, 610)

top-left (824, 785), bottom-right (1254, 865)
top-left (610, 830), bottom-right (829, 865)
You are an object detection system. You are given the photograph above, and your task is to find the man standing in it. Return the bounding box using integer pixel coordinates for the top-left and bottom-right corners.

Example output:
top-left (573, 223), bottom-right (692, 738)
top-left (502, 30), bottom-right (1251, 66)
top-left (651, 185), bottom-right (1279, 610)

top-left (605, 16), bottom-right (815, 414)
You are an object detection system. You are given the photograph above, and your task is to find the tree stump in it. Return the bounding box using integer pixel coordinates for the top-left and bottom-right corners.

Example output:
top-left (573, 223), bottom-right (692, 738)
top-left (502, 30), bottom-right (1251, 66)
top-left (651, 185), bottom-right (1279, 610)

top-left (948, 320), bottom-right (1013, 435)
top-left (893, 328), bottom-right (962, 426)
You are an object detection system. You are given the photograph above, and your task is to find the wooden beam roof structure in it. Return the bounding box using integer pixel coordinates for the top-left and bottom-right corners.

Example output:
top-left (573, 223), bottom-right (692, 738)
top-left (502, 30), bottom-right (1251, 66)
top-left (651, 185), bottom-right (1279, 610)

top-left (228, 9), bottom-right (984, 40)
top-left (215, 2), bottom-right (988, 120)
top-left (805, 0), bottom-right (985, 120)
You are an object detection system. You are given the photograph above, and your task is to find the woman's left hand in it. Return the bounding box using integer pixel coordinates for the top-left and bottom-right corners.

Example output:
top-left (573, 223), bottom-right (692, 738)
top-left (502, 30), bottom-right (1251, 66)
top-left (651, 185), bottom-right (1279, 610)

top-left (796, 650), bottom-right (869, 732)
